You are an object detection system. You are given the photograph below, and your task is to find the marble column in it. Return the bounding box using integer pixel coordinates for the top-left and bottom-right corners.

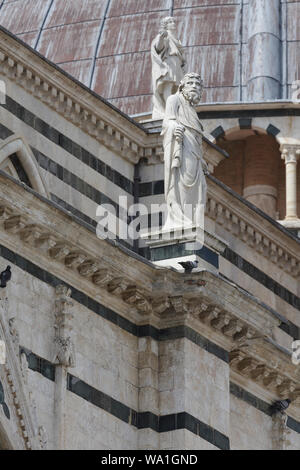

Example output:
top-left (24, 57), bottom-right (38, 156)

top-left (280, 144), bottom-right (300, 229)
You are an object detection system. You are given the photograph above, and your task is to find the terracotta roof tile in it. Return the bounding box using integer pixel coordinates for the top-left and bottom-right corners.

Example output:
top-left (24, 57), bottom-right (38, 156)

top-left (0, 0), bottom-right (51, 34)
top-left (0, 0), bottom-right (295, 115)
top-left (109, 95), bottom-right (153, 116)
top-left (98, 12), bottom-right (166, 57)
top-left (59, 59), bottom-right (93, 87)
top-left (16, 30), bottom-right (39, 48)
top-left (174, 0), bottom-right (239, 7)
top-left (45, 0), bottom-right (107, 28)
top-left (37, 20), bottom-right (101, 63)
top-left (108, 0), bottom-right (169, 17)
top-left (185, 45), bottom-right (240, 87)
top-left (174, 5), bottom-right (240, 47)
top-left (92, 51), bottom-right (152, 98)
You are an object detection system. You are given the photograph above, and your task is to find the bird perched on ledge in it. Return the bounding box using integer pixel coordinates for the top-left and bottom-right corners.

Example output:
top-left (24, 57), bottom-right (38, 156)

top-left (178, 260), bottom-right (198, 273)
top-left (0, 266), bottom-right (11, 288)
top-left (270, 398), bottom-right (291, 415)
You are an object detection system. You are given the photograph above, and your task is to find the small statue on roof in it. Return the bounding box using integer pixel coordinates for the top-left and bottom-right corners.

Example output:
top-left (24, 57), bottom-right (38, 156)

top-left (151, 17), bottom-right (185, 120)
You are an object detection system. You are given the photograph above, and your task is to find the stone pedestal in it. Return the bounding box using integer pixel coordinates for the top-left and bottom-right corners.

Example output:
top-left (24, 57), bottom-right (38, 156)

top-left (142, 227), bottom-right (227, 274)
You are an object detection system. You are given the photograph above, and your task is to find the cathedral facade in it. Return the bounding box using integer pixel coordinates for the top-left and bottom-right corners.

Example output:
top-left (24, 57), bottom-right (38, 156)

top-left (0, 0), bottom-right (299, 450)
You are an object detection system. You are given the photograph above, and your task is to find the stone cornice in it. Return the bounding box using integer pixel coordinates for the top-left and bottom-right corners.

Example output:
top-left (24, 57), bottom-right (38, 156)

top-left (0, 173), bottom-right (283, 334)
top-left (0, 170), bottom-right (290, 333)
top-left (0, 172), bottom-right (299, 408)
top-left (207, 176), bottom-right (300, 279)
top-left (230, 369), bottom-right (300, 423)
top-left (230, 340), bottom-right (300, 417)
top-left (0, 171), bottom-right (282, 330)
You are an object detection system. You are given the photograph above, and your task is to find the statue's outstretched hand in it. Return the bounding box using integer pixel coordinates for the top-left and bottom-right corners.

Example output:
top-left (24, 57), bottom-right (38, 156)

top-left (202, 160), bottom-right (209, 175)
top-left (174, 125), bottom-right (185, 142)
top-left (159, 30), bottom-right (168, 39)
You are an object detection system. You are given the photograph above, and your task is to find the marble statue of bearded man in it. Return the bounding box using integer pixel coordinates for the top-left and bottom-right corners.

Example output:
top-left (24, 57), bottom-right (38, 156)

top-left (162, 73), bottom-right (208, 234)
top-left (151, 17), bottom-right (185, 119)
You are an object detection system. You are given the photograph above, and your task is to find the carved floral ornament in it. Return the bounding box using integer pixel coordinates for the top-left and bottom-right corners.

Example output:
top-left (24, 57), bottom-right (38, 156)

top-left (280, 144), bottom-right (300, 164)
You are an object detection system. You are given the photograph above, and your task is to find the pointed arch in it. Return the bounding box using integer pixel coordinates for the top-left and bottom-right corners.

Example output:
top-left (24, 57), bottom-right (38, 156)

top-left (0, 135), bottom-right (50, 198)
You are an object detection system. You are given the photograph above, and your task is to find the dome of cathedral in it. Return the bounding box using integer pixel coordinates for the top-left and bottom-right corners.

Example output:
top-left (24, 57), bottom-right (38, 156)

top-left (0, 0), bottom-right (242, 115)
top-left (0, 0), bottom-right (298, 115)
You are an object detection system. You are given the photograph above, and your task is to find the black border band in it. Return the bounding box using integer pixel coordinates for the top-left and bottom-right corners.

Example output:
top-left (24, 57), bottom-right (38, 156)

top-left (67, 373), bottom-right (230, 450)
top-left (230, 382), bottom-right (300, 435)
top-left (0, 96), bottom-right (134, 195)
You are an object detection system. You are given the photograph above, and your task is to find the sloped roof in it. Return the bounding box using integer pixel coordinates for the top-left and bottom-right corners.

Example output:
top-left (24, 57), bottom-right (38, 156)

top-left (0, 0), bottom-right (299, 116)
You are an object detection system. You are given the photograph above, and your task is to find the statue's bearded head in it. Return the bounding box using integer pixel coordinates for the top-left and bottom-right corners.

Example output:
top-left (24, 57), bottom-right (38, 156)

top-left (160, 17), bottom-right (176, 32)
top-left (179, 73), bottom-right (203, 106)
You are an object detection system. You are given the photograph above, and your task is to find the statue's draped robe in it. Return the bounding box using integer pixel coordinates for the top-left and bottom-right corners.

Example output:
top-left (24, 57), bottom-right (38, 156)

top-left (151, 32), bottom-right (185, 119)
top-left (162, 92), bottom-right (207, 232)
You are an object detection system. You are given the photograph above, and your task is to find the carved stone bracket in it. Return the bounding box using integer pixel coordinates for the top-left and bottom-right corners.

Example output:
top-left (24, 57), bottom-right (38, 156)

top-left (152, 297), bottom-right (171, 315)
top-left (37, 425), bottom-right (48, 450)
top-left (107, 278), bottom-right (129, 296)
top-left (122, 287), bottom-right (152, 315)
top-left (8, 317), bottom-right (19, 355)
top-left (230, 348), bottom-right (300, 401)
top-left (206, 194), bottom-right (300, 278)
top-left (92, 269), bottom-right (114, 287)
top-left (170, 296), bottom-right (189, 315)
top-left (194, 300), bottom-right (258, 343)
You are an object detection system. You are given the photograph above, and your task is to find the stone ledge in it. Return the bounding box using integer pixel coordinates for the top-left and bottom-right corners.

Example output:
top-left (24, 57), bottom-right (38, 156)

top-left (0, 171), bottom-right (298, 404)
top-left (230, 339), bottom-right (300, 408)
top-left (207, 176), bottom-right (300, 279)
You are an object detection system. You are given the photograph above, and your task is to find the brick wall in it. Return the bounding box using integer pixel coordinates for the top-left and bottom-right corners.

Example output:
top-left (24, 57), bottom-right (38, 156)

top-left (214, 134), bottom-right (284, 218)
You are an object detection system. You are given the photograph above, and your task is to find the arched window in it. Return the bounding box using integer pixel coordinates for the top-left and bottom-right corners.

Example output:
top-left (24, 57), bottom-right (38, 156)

top-left (0, 135), bottom-right (49, 198)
